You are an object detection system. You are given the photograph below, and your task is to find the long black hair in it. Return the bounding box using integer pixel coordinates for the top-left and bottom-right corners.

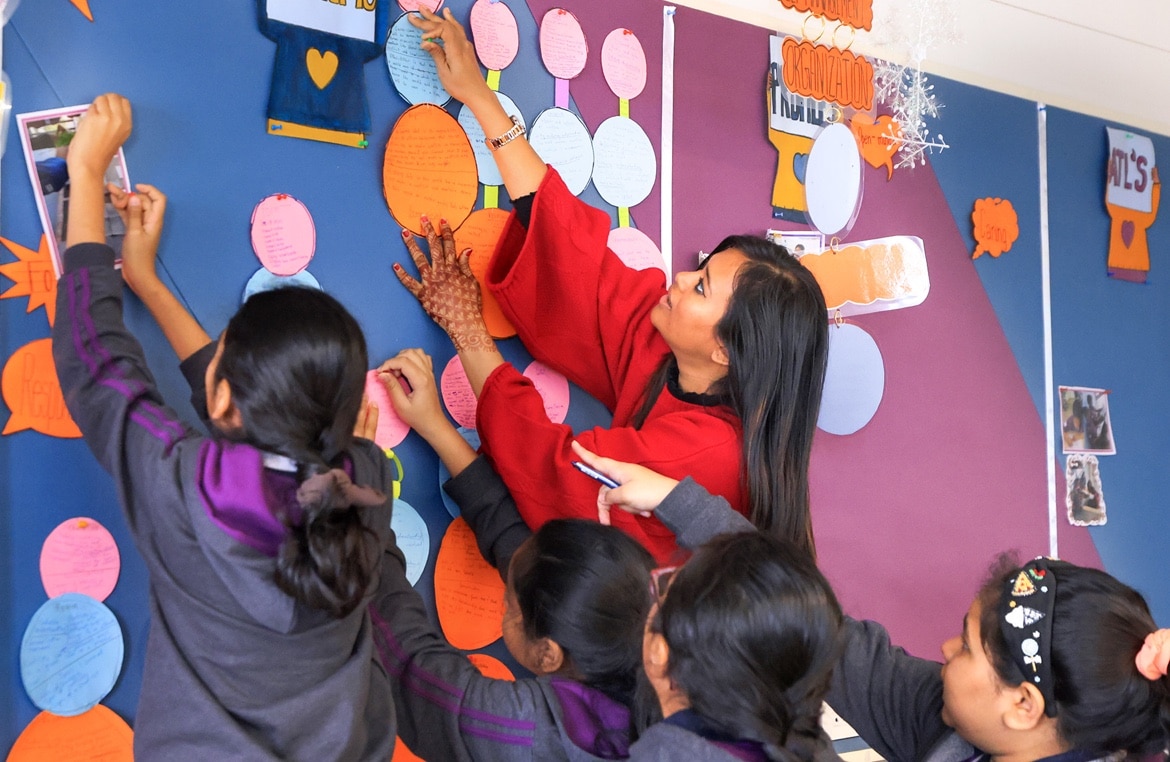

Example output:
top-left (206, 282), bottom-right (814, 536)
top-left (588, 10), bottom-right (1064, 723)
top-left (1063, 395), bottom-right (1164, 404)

top-left (509, 519), bottom-right (656, 710)
top-left (978, 554), bottom-right (1170, 756)
top-left (216, 286), bottom-right (377, 618)
top-left (633, 236), bottom-right (828, 557)
top-left (649, 532), bottom-right (842, 761)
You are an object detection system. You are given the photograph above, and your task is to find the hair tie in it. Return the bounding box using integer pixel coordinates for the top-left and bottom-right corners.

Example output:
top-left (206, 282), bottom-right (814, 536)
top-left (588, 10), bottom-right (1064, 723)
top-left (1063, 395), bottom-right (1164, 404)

top-left (1135, 629), bottom-right (1170, 680)
top-left (998, 557), bottom-right (1058, 717)
top-left (296, 469), bottom-right (386, 513)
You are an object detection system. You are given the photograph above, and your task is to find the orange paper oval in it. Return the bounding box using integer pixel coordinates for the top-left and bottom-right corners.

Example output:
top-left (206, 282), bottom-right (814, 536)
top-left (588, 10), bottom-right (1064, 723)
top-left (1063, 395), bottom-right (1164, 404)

top-left (455, 208), bottom-right (516, 338)
top-left (8, 705), bottom-right (133, 761)
top-left (391, 736), bottom-right (426, 761)
top-left (468, 652), bottom-right (516, 681)
top-left (2, 338), bottom-right (82, 438)
top-left (384, 105), bottom-right (479, 236)
top-left (434, 517), bottom-right (506, 650)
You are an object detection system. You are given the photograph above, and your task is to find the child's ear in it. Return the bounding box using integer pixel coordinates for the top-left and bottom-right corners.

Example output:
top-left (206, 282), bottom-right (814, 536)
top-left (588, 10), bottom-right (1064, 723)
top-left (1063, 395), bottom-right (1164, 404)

top-left (644, 632), bottom-right (671, 681)
top-left (209, 379), bottom-right (242, 431)
top-left (711, 341), bottom-right (730, 367)
top-left (1002, 682), bottom-right (1048, 731)
top-left (533, 638), bottom-right (565, 675)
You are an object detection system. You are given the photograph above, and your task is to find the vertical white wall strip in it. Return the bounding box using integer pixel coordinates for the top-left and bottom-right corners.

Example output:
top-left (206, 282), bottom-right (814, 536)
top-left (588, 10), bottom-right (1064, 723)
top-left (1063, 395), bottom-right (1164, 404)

top-left (661, 6), bottom-right (676, 281)
top-left (1038, 102), bottom-right (1058, 559)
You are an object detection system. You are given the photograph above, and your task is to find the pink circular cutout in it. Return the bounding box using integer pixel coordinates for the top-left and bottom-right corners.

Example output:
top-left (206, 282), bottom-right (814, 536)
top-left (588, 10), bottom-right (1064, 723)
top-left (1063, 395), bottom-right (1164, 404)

top-left (539, 8), bottom-right (588, 80)
top-left (39, 518), bottom-right (120, 602)
top-left (249, 194), bottom-right (316, 276)
top-left (601, 29), bottom-right (646, 100)
top-left (607, 227), bottom-right (667, 275)
top-left (470, 0), bottom-right (519, 71)
top-left (441, 356), bottom-right (478, 429)
top-left (523, 361), bottom-right (570, 424)
top-left (364, 370), bottom-right (412, 448)
top-left (397, 0), bottom-right (443, 11)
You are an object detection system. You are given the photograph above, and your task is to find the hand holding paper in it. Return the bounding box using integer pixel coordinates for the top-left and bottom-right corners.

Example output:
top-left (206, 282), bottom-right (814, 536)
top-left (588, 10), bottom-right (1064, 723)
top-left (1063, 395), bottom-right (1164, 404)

top-left (67, 94), bottom-right (131, 182)
top-left (410, 8), bottom-right (494, 110)
top-left (110, 183), bottom-right (166, 292)
top-left (570, 441), bottom-right (679, 524)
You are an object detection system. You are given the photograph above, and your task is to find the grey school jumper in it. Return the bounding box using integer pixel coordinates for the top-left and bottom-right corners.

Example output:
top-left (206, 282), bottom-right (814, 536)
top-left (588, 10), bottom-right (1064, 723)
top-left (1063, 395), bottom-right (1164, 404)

top-left (53, 243), bottom-right (397, 760)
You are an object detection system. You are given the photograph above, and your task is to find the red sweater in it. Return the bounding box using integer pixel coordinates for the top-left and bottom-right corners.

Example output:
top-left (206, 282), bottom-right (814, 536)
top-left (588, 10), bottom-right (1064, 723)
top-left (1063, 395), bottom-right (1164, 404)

top-left (480, 169), bottom-right (745, 563)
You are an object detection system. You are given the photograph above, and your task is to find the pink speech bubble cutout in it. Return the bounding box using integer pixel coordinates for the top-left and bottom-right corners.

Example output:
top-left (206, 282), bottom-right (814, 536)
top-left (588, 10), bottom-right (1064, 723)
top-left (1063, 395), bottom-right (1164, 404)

top-left (601, 29), bottom-right (646, 101)
top-left (470, 0), bottom-right (518, 72)
top-left (39, 517), bottom-right (120, 602)
top-left (397, 0), bottom-right (443, 12)
top-left (441, 355), bottom-right (478, 429)
top-left (540, 8), bottom-right (587, 108)
top-left (364, 370), bottom-right (411, 448)
top-left (522, 361), bottom-right (570, 424)
top-left (249, 194), bottom-right (317, 277)
top-left (607, 227), bottom-right (667, 275)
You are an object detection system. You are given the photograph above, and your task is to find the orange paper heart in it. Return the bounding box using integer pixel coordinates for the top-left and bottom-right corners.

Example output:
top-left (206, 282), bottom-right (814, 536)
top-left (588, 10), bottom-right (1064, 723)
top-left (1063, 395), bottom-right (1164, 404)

top-left (306, 48), bottom-right (339, 90)
top-left (850, 114), bottom-right (899, 180)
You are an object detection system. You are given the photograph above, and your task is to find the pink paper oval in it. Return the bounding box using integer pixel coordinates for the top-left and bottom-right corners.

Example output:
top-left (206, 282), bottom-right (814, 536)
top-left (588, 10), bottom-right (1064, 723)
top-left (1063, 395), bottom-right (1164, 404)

top-left (523, 361), bottom-right (570, 424)
top-left (601, 28), bottom-right (646, 100)
top-left (397, 0), bottom-right (443, 11)
top-left (470, 0), bottom-right (519, 71)
top-left (539, 8), bottom-right (588, 80)
top-left (607, 226), bottom-right (667, 275)
top-left (39, 518), bottom-right (120, 602)
top-left (249, 194), bottom-right (316, 276)
top-left (441, 356), bottom-right (478, 429)
top-left (364, 370), bottom-right (412, 448)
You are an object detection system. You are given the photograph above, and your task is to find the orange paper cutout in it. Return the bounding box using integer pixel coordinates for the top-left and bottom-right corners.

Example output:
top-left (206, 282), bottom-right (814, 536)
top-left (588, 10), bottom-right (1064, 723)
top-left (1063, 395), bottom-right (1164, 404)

top-left (69, 0), bottom-right (94, 21)
top-left (0, 235), bottom-right (58, 327)
top-left (392, 737), bottom-right (425, 762)
top-left (455, 208), bottom-right (516, 339)
top-left (2, 338), bottom-right (82, 438)
top-left (434, 517), bottom-right (506, 650)
top-left (780, 38), bottom-right (874, 111)
top-left (306, 48), bottom-right (339, 90)
top-left (383, 105), bottom-right (479, 236)
top-left (1106, 172), bottom-right (1160, 280)
top-left (468, 653), bottom-right (516, 681)
top-left (800, 237), bottom-right (929, 314)
top-left (850, 114), bottom-right (899, 180)
top-left (778, 0), bottom-right (873, 31)
top-left (8, 705), bottom-right (132, 761)
top-left (971, 198), bottom-right (1020, 259)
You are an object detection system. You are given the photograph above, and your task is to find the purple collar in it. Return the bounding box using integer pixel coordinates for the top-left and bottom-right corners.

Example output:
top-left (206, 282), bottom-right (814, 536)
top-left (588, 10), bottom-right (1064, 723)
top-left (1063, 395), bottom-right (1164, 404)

top-left (550, 678), bottom-right (631, 759)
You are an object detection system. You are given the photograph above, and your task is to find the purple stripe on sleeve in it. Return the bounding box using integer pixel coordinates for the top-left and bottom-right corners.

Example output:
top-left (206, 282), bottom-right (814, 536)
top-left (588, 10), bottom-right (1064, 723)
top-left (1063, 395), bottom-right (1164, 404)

top-left (457, 719), bottom-right (535, 747)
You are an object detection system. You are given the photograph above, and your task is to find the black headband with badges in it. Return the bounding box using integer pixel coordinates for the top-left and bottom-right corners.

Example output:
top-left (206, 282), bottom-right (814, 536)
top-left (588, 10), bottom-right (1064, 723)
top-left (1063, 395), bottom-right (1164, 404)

top-left (998, 557), bottom-right (1058, 717)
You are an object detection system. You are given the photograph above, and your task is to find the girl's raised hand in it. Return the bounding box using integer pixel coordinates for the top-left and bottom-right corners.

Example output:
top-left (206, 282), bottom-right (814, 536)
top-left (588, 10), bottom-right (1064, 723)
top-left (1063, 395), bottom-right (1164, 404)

top-left (408, 7), bottom-right (494, 109)
top-left (571, 441), bottom-right (680, 524)
top-left (110, 183), bottom-right (167, 293)
top-left (67, 93), bottom-right (132, 181)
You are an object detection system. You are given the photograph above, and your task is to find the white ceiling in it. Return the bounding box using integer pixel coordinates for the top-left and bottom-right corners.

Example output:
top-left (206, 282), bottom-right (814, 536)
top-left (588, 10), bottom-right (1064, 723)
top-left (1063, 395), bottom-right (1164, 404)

top-left (672, 0), bottom-right (1170, 138)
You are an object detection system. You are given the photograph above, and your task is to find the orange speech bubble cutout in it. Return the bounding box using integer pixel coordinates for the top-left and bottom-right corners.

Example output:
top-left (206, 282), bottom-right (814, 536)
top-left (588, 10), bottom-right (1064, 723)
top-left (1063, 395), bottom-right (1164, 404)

top-left (8, 705), bottom-right (132, 761)
top-left (850, 114), bottom-right (899, 181)
top-left (0, 235), bottom-right (58, 327)
top-left (2, 338), bottom-right (82, 438)
top-left (468, 653), bottom-right (516, 681)
top-left (69, 0), bottom-right (94, 21)
top-left (800, 236), bottom-right (929, 315)
top-left (455, 207), bottom-right (515, 339)
top-left (971, 198), bottom-right (1020, 259)
top-left (434, 517), bottom-right (506, 650)
top-left (384, 105), bottom-right (479, 236)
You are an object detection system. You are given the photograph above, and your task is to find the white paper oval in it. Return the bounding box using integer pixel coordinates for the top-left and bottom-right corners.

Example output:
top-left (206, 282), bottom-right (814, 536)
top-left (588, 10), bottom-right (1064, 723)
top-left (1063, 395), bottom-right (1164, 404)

top-left (592, 116), bottom-right (656, 209)
top-left (529, 107), bottom-right (595, 196)
top-left (391, 498), bottom-right (430, 586)
top-left (817, 322), bottom-right (884, 435)
top-left (805, 123), bottom-right (863, 238)
top-left (459, 92), bottom-right (525, 188)
top-left (386, 12), bottom-right (451, 106)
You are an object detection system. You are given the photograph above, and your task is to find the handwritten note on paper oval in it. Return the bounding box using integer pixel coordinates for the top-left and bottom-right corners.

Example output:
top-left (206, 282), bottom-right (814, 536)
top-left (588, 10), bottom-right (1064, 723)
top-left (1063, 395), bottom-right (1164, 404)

top-left (470, 0), bottom-right (519, 71)
top-left (601, 29), bottom-right (647, 100)
top-left (242, 267), bottom-right (321, 304)
top-left (523, 361), bottom-right (570, 424)
top-left (459, 93), bottom-right (525, 188)
top-left (21, 594), bottom-right (124, 716)
top-left (364, 370), bottom-right (411, 449)
top-left (805, 123), bottom-right (863, 238)
top-left (391, 498), bottom-right (430, 586)
top-left (799, 236), bottom-right (929, 317)
top-left (40, 518), bottom-right (120, 602)
top-left (384, 104), bottom-right (479, 235)
top-left (607, 227), bottom-right (666, 275)
top-left (817, 322), bottom-right (885, 435)
top-left (440, 355), bottom-right (478, 429)
top-left (529, 108), bottom-right (595, 196)
top-left (592, 116), bottom-right (656, 209)
top-left (2, 338), bottom-right (81, 438)
top-left (434, 517), bottom-right (506, 650)
top-left (455, 207), bottom-right (515, 338)
top-left (386, 13), bottom-right (452, 106)
top-left (439, 427), bottom-right (481, 518)
top-left (539, 8), bottom-right (588, 80)
top-left (468, 653), bottom-right (516, 680)
top-left (249, 194), bottom-right (316, 276)
top-left (8, 705), bottom-right (133, 762)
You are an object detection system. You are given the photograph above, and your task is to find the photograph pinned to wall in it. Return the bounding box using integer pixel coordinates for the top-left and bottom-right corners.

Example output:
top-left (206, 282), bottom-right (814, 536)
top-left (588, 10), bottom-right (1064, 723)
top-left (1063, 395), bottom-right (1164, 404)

top-left (17, 105), bottom-right (129, 277)
top-left (1059, 386), bottom-right (1115, 455)
top-left (1065, 454), bottom-right (1106, 527)
top-left (767, 229), bottom-right (823, 259)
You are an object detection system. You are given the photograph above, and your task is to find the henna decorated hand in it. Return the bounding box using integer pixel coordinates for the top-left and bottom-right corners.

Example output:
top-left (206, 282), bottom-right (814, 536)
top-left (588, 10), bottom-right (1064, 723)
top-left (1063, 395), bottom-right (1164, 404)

top-left (394, 216), bottom-right (494, 352)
